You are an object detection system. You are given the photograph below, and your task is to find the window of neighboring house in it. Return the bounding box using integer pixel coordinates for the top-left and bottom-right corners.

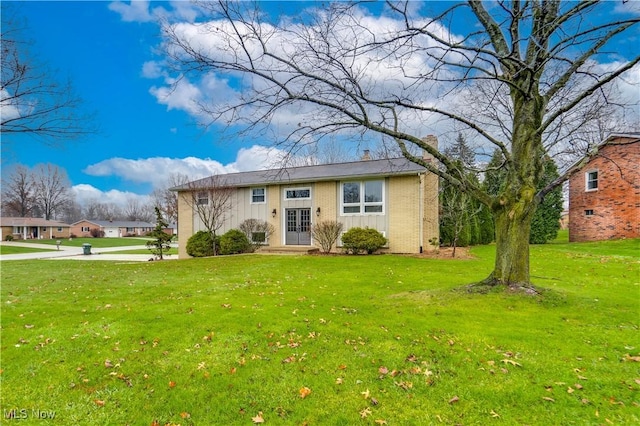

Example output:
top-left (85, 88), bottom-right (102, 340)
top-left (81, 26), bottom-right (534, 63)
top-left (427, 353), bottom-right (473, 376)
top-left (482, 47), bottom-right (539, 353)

top-left (251, 188), bottom-right (266, 204)
top-left (585, 170), bottom-right (598, 191)
top-left (126, 227), bottom-right (135, 233)
top-left (57, 227), bottom-right (63, 232)
top-left (81, 226), bottom-right (90, 232)
top-left (341, 180), bottom-right (384, 214)
top-left (12, 226), bottom-right (23, 234)
top-left (196, 191), bottom-right (209, 205)
top-left (285, 187), bottom-right (311, 200)
top-left (585, 209), bottom-right (594, 216)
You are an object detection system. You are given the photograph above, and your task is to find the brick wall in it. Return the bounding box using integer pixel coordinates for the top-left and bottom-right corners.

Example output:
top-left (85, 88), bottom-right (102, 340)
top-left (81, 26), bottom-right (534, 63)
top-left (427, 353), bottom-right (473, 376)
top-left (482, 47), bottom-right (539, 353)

top-left (568, 139), bottom-right (639, 242)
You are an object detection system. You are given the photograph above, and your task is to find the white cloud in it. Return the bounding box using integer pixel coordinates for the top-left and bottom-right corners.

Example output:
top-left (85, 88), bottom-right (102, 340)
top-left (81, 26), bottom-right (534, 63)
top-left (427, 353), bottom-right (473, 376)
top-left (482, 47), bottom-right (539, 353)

top-left (72, 184), bottom-right (150, 208)
top-left (83, 145), bottom-right (289, 188)
top-left (141, 61), bottom-right (166, 79)
top-left (108, 1), bottom-right (155, 23)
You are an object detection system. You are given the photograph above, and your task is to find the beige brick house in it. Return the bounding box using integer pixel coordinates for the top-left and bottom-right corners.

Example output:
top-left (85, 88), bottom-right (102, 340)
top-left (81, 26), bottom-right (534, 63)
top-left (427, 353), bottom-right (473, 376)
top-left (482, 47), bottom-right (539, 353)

top-left (0, 217), bottom-right (71, 240)
top-left (174, 142), bottom-right (439, 258)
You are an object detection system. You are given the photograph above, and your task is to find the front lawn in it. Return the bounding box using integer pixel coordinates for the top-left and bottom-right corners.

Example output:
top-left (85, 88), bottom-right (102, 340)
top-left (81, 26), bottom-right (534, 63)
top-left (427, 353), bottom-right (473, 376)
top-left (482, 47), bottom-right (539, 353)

top-left (0, 245), bottom-right (56, 255)
top-left (1, 239), bottom-right (637, 425)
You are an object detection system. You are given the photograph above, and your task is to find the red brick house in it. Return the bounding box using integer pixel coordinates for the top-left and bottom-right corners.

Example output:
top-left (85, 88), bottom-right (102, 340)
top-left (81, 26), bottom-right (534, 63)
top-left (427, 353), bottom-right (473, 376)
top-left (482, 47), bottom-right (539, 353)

top-left (568, 133), bottom-right (639, 242)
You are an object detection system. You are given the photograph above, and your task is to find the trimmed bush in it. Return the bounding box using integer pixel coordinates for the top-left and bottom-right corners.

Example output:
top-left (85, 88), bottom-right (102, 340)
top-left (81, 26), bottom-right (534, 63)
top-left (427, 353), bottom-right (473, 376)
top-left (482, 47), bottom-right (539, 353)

top-left (186, 231), bottom-right (216, 257)
top-left (311, 220), bottom-right (343, 253)
top-left (341, 227), bottom-right (387, 254)
top-left (219, 229), bottom-right (251, 255)
top-left (5, 235), bottom-right (14, 241)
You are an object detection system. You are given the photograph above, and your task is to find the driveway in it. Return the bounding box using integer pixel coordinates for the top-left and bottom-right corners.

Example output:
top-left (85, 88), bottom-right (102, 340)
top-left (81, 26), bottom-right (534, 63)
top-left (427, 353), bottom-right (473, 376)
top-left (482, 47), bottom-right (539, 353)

top-left (0, 241), bottom-right (178, 262)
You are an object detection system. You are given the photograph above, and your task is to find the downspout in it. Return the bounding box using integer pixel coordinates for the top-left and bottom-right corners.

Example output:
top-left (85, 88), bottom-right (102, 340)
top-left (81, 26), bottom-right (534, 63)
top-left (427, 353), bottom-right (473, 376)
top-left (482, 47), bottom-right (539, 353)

top-left (419, 172), bottom-right (424, 253)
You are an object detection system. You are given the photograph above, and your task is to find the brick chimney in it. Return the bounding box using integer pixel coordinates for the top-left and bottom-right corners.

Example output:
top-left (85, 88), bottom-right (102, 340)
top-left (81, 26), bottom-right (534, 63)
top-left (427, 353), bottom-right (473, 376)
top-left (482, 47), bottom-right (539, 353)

top-left (421, 135), bottom-right (438, 162)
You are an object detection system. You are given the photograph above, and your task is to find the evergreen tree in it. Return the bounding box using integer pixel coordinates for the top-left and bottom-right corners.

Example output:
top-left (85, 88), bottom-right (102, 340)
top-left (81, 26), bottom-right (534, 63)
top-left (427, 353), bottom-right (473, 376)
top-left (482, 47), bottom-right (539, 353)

top-left (484, 150), bottom-right (562, 244)
top-left (530, 158), bottom-right (563, 244)
top-left (146, 207), bottom-right (174, 260)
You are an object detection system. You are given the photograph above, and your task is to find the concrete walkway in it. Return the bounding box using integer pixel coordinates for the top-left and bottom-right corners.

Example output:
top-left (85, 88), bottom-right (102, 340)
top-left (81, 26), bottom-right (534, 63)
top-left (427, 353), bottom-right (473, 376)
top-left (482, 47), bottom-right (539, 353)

top-left (0, 241), bottom-right (178, 262)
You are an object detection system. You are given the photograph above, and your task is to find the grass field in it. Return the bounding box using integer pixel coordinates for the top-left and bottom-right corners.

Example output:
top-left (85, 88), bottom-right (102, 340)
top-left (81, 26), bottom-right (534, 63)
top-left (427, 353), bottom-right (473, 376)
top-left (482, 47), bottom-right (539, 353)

top-left (0, 238), bottom-right (638, 425)
top-left (18, 237), bottom-right (152, 248)
top-left (0, 245), bottom-right (55, 255)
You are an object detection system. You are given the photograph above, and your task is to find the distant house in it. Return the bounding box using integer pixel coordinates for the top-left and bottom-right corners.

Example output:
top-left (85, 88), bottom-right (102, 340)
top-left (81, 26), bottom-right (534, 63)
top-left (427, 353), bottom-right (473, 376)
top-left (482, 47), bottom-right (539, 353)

top-left (173, 138), bottom-right (440, 258)
top-left (0, 217), bottom-right (71, 240)
top-left (568, 133), bottom-right (640, 242)
top-left (70, 220), bottom-right (155, 238)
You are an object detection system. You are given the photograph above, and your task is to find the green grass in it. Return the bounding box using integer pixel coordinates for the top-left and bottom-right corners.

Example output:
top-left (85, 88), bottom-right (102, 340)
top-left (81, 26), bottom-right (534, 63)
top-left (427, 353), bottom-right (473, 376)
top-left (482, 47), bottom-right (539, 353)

top-left (19, 237), bottom-right (151, 248)
top-left (0, 245), bottom-right (56, 255)
top-left (107, 247), bottom-right (179, 255)
top-left (1, 239), bottom-right (638, 425)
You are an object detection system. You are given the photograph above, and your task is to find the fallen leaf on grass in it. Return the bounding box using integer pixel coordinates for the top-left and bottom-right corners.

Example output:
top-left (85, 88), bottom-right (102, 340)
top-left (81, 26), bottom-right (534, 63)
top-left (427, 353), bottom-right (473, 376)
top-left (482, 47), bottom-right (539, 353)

top-left (361, 389), bottom-right (370, 399)
top-left (168, 380), bottom-right (176, 388)
top-left (360, 407), bottom-right (372, 418)
top-left (542, 397), bottom-right (555, 402)
top-left (180, 412), bottom-right (191, 419)
top-left (448, 396), bottom-right (459, 404)
top-left (94, 399), bottom-right (105, 407)
top-left (623, 354), bottom-right (640, 362)
top-left (374, 419), bottom-right (387, 425)
top-left (501, 359), bottom-right (521, 367)
top-left (490, 410), bottom-right (500, 418)
top-left (378, 366), bottom-right (389, 375)
top-left (299, 386), bottom-right (312, 398)
top-left (252, 412), bottom-right (265, 423)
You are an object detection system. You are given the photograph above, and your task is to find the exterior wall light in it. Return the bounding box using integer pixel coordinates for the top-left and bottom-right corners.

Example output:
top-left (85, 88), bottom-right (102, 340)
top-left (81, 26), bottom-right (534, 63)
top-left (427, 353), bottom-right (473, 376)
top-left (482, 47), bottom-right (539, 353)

top-left (272, 209), bottom-right (277, 218)
top-left (316, 207), bottom-right (321, 217)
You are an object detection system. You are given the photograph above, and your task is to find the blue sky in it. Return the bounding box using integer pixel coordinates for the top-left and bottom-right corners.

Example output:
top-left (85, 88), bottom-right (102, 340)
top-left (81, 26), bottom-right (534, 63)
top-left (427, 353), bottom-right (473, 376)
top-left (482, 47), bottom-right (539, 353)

top-left (1, 1), bottom-right (638, 209)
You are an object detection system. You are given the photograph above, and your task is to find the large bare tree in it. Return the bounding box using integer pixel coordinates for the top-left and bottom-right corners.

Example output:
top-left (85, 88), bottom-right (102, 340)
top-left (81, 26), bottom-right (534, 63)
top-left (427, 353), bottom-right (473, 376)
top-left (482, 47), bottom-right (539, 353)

top-left (0, 4), bottom-right (95, 144)
top-left (180, 174), bottom-right (234, 255)
top-left (161, 1), bottom-right (639, 288)
top-left (31, 163), bottom-right (72, 220)
top-left (151, 173), bottom-right (190, 226)
top-left (1, 164), bottom-right (35, 217)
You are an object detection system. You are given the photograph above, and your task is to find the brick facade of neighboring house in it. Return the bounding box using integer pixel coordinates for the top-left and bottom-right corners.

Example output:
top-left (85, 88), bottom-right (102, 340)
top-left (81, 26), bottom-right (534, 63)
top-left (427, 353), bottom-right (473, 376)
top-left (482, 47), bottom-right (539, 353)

top-left (70, 220), bottom-right (155, 238)
top-left (0, 217), bottom-right (71, 240)
top-left (568, 134), bottom-right (640, 242)
top-left (174, 137), bottom-right (440, 258)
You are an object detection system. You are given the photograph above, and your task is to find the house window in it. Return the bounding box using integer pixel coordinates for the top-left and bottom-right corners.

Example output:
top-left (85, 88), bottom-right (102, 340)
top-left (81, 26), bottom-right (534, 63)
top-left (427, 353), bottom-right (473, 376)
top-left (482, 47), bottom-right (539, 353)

top-left (12, 226), bottom-right (23, 234)
top-left (341, 180), bottom-right (384, 214)
top-left (196, 191), bottom-right (209, 205)
top-left (251, 188), bottom-right (266, 204)
top-left (57, 227), bottom-right (63, 232)
top-left (81, 226), bottom-right (90, 232)
top-left (285, 188), bottom-right (311, 200)
top-left (126, 227), bottom-right (135, 233)
top-left (585, 170), bottom-right (598, 191)
top-left (585, 209), bottom-right (594, 216)
top-left (251, 232), bottom-right (267, 243)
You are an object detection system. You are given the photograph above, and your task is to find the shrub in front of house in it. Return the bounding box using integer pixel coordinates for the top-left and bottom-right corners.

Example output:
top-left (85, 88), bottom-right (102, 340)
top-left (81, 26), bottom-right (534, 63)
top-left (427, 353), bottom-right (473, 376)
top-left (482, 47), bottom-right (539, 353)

top-left (311, 220), bottom-right (344, 253)
top-left (186, 231), bottom-right (216, 257)
top-left (5, 235), bottom-right (14, 241)
top-left (219, 229), bottom-right (251, 255)
top-left (90, 228), bottom-right (105, 238)
top-left (341, 227), bottom-right (387, 254)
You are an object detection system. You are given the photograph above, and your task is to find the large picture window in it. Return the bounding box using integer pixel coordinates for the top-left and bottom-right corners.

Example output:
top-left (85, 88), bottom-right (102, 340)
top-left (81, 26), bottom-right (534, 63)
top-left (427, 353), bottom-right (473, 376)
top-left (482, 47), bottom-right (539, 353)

top-left (585, 170), bottom-right (598, 191)
top-left (341, 180), bottom-right (384, 214)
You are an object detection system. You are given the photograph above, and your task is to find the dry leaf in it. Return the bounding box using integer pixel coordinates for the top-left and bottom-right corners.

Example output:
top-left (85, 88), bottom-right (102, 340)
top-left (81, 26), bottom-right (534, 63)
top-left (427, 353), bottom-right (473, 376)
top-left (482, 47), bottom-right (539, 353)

top-left (94, 399), bottom-right (105, 407)
top-left (338, 364), bottom-right (347, 370)
top-left (252, 412), bottom-right (265, 423)
top-left (360, 407), bottom-right (372, 418)
top-left (361, 389), bottom-right (371, 399)
top-left (448, 396), bottom-right (459, 404)
top-left (501, 359), bottom-right (521, 367)
top-left (168, 380), bottom-right (176, 388)
top-left (542, 397), bottom-right (555, 402)
top-left (378, 366), bottom-right (389, 375)
top-left (180, 412), bottom-right (191, 419)
top-left (374, 420), bottom-right (387, 425)
top-left (299, 386), bottom-right (312, 399)
top-left (490, 410), bottom-right (500, 418)
top-left (335, 377), bottom-right (343, 385)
